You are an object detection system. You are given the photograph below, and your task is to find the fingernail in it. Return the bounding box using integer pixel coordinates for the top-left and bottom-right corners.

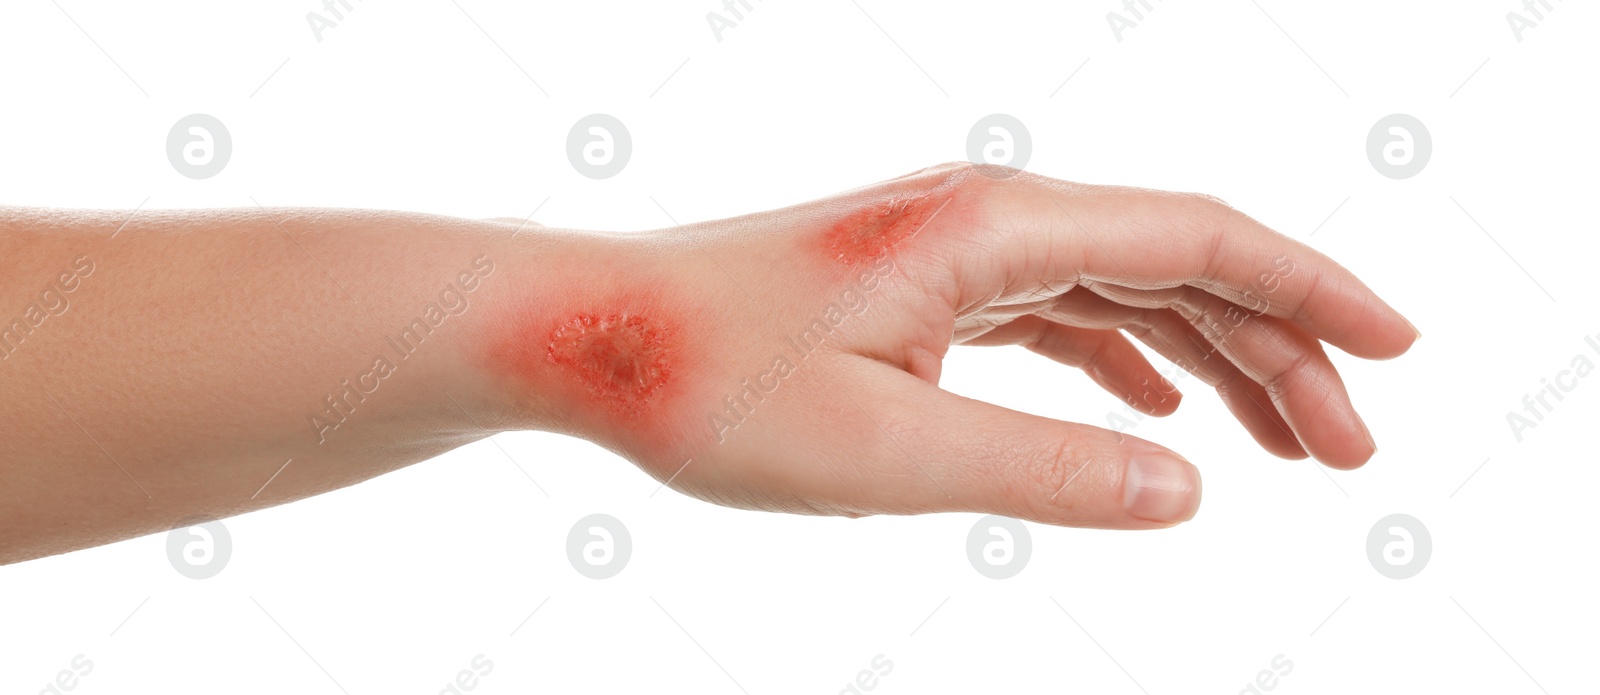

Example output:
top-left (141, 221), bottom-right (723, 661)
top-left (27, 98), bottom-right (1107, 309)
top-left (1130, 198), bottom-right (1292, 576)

top-left (1124, 454), bottom-right (1201, 523)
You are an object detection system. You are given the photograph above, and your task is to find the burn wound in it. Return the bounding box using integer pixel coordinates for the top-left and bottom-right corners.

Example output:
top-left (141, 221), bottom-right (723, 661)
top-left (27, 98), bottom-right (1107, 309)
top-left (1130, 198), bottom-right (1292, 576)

top-left (546, 312), bottom-right (671, 413)
top-left (824, 192), bottom-right (950, 265)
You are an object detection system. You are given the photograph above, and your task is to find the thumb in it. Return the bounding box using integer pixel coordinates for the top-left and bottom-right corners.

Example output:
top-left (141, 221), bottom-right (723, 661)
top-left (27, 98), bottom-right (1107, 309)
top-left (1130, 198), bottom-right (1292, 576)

top-left (847, 364), bottom-right (1202, 529)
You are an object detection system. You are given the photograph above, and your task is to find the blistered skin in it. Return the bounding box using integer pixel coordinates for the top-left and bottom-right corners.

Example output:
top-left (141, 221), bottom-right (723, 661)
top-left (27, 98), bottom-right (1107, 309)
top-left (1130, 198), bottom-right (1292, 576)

top-left (824, 191), bottom-right (952, 265)
top-left (546, 312), bottom-right (672, 415)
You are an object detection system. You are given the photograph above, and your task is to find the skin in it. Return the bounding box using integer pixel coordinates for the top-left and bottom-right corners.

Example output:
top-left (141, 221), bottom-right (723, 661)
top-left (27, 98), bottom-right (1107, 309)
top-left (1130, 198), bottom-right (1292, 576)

top-left (0, 162), bottom-right (1416, 565)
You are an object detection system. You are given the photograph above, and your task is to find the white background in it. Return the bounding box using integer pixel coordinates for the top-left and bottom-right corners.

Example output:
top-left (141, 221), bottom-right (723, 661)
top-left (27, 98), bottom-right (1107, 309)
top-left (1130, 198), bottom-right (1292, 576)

top-left (3, 0), bottom-right (1597, 693)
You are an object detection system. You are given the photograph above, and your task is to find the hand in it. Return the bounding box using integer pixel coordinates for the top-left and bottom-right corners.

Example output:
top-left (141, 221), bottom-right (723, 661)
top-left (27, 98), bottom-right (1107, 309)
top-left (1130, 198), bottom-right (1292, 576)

top-left (489, 163), bottom-right (1417, 529)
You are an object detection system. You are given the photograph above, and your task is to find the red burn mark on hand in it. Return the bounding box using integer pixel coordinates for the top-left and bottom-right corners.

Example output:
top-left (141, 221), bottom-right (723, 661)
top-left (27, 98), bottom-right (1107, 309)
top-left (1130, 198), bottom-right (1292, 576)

top-left (824, 192), bottom-right (951, 265)
top-left (547, 313), bottom-right (671, 413)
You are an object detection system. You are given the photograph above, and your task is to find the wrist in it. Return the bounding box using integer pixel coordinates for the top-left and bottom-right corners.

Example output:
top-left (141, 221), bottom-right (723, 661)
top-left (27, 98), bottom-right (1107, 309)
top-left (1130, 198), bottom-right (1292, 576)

top-left (461, 226), bottom-right (718, 462)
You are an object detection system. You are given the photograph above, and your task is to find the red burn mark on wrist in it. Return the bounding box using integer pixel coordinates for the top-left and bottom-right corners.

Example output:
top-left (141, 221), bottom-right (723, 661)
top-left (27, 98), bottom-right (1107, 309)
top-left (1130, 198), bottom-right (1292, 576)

top-left (547, 312), bottom-right (672, 413)
top-left (824, 192), bottom-right (951, 265)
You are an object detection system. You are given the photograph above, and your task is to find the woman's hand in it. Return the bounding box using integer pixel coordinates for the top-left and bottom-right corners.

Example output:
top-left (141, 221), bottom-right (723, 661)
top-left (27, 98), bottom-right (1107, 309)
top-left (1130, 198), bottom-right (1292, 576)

top-left (0, 164), bottom-right (1414, 563)
top-left (486, 163), bottom-right (1417, 529)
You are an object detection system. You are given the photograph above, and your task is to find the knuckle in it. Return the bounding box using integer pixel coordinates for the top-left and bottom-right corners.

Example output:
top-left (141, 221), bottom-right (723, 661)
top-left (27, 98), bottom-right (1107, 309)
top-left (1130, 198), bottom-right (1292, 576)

top-left (1182, 193), bottom-right (1243, 236)
top-left (939, 161), bottom-right (997, 198)
top-left (866, 395), bottom-right (926, 448)
top-left (1179, 190), bottom-right (1235, 211)
top-left (934, 160), bottom-right (978, 175)
top-left (910, 161), bottom-right (986, 190)
top-left (1264, 351), bottom-right (1318, 400)
top-left (795, 494), bottom-right (875, 519)
top-left (1011, 435), bottom-right (1094, 518)
top-left (1122, 190), bottom-right (1236, 246)
top-left (1169, 191), bottom-right (1243, 230)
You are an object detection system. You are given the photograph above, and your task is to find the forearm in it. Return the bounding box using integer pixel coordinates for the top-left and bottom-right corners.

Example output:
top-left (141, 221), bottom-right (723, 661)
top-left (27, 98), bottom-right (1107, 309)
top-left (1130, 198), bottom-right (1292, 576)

top-left (0, 206), bottom-right (607, 563)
